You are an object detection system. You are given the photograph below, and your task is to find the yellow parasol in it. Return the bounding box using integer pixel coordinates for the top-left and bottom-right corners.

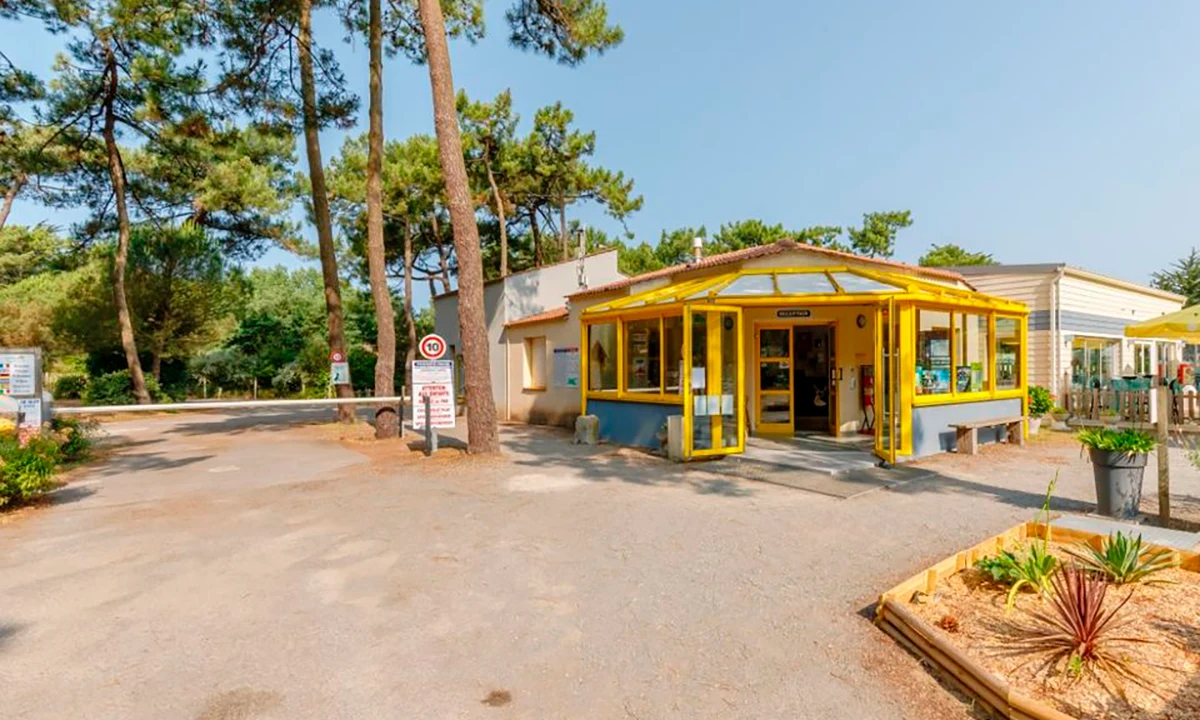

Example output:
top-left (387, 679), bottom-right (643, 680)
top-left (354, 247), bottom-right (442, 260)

top-left (1124, 305), bottom-right (1200, 340)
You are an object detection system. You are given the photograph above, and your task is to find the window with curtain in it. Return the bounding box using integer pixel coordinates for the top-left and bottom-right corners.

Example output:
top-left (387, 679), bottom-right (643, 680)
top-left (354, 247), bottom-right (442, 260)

top-left (587, 323), bottom-right (618, 391)
top-left (916, 309), bottom-right (952, 395)
top-left (955, 313), bottom-right (990, 393)
top-left (996, 316), bottom-right (1021, 390)
top-left (624, 318), bottom-right (661, 392)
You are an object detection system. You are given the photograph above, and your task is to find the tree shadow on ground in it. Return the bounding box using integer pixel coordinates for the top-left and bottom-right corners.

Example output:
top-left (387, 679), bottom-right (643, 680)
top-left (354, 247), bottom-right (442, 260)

top-left (163, 409), bottom-right (343, 437)
top-left (884, 469), bottom-right (1095, 516)
top-left (498, 425), bottom-right (754, 498)
top-left (93, 451), bottom-right (214, 476)
top-left (0, 623), bottom-right (22, 654)
top-left (48, 484), bottom-right (97, 506)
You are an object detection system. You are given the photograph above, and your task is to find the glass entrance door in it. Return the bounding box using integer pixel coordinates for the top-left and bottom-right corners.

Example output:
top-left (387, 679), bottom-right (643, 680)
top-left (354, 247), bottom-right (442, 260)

top-left (755, 326), bottom-right (792, 434)
top-left (684, 305), bottom-right (744, 457)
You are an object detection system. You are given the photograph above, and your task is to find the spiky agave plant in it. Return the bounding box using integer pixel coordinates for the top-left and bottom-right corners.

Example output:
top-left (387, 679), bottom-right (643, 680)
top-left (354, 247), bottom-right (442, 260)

top-left (1067, 532), bottom-right (1178, 586)
top-left (1015, 567), bottom-right (1150, 694)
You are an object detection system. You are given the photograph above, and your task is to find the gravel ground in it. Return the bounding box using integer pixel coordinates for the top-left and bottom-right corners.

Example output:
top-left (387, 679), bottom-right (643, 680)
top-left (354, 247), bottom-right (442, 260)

top-left (2, 413), bottom-right (1196, 720)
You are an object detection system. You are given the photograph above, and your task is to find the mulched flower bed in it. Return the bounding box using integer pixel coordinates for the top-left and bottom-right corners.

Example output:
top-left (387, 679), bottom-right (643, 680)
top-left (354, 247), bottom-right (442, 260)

top-left (908, 541), bottom-right (1200, 719)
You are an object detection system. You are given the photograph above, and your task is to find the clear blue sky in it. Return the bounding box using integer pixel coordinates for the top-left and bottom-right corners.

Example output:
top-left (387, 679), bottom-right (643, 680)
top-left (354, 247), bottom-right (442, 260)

top-left (6, 1), bottom-right (1200, 306)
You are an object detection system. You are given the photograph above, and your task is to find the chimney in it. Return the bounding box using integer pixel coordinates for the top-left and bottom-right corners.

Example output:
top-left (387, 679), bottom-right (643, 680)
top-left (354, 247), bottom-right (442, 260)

top-left (692, 236), bottom-right (704, 262)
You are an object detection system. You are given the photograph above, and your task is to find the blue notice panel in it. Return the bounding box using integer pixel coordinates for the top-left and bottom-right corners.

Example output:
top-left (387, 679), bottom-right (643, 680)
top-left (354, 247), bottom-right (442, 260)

top-left (911, 398), bottom-right (1023, 457)
top-left (589, 399), bottom-right (682, 450)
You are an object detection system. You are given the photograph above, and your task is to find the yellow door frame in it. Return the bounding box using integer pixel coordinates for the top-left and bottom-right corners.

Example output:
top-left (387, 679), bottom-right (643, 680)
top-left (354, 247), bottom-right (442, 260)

top-left (753, 323), bottom-right (794, 435)
top-left (683, 304), bottom-right (746, 459)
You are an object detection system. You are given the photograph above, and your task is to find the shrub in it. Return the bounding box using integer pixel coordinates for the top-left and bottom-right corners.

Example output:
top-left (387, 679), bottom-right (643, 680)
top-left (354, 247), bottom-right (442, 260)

top-left (1028, 386), bottom-right (1053, 417)
top-left (1078, 428), bottom-right (1157, 454)
top-left (1066, 532), bottom-right (1178, 585)
top-left (83, 370), bottom-right (169, 405)
top-left (53, 374), bottom-right (89, 400)
top-left (1014, 567), bottom-right (1149, 693)
top-left (0, 436), bottom-right (61, 507)
top-left (50, 417), bottom-right (95, 464)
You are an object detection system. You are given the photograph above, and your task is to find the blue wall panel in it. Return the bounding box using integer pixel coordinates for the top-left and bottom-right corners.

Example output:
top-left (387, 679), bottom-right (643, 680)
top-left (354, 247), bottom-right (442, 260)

top-left (588, 400), bottom-right (682, 450)
top-left (911, 398), bottom-right (1023, 457)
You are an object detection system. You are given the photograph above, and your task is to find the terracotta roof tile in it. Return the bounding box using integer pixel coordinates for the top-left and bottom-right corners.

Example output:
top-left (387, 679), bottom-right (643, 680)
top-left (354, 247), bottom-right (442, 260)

top-left (568, 239), bottom-right (966, 299)
top-left (504, 306), bottom-right (569, 328)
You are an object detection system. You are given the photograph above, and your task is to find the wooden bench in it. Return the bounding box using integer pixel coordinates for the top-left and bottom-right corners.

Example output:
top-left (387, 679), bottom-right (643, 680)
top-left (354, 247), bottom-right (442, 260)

top-left (950, 416), bottom-right (1026, 455)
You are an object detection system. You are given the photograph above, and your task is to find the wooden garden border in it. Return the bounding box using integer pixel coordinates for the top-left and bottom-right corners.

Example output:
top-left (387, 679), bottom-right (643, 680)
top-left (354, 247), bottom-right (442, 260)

top-left (875, 521), bottom-right (1200, 720)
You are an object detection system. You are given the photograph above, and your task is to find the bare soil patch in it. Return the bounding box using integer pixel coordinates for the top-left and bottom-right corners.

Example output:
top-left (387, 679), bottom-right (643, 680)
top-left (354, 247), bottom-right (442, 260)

top-left (908, 541), bottom-right (1200, 719)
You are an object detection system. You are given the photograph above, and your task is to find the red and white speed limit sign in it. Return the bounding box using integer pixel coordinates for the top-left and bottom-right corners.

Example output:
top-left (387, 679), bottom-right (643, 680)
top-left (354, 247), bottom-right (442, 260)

top-left (418, 334), bottom-right (447, 360)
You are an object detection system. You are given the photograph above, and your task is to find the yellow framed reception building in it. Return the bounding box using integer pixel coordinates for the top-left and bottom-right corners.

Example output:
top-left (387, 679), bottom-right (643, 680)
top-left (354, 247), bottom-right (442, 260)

top-left (574, 240), bottom-right (1029, 463)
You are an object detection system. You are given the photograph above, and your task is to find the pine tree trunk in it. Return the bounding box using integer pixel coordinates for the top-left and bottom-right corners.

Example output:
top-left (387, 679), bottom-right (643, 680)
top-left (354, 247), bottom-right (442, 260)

top-left (366, 0), bottom-right (398, 439)
top-left (416, 0), bottom-right (499, 454)
top-left (485, 159), bottom-right (508, 277)
top-left (559, 199), bottom-right (568, 260)
top-left (404, 220), bottom-right (417, 405)
top-left (102, 47), bottom-right (151, 405)
top-left (0, 174), bottom-right (23, 230)
top-left (299, 0), bottom-right (355, 423)
top-left (430, 210), bottom-right (453, 294)
top-left (529, 205), bottom-right (542, 268)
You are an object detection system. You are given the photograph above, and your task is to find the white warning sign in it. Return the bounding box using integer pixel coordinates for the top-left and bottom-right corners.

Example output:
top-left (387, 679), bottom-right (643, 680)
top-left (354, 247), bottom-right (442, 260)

top-left (412, 359), bottom-right (456, 430)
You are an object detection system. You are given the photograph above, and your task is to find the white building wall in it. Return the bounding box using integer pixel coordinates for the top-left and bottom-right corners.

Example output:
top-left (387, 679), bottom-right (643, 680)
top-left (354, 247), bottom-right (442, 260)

top-left (958, 267), bottom-right (1184, 397)
top-left (432, 250), bottom-right (624, 411)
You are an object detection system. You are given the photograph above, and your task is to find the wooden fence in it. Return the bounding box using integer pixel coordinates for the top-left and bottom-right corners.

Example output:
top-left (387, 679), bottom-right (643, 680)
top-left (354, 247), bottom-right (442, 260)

top-left (1062, 388), bottom-right (1153, 423)
top-left (1061, 386), bottom-right (1200, 427)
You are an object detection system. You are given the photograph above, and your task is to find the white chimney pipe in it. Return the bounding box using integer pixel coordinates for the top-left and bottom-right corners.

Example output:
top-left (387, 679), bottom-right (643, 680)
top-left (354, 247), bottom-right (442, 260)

top-left (692, 236), bottom-right (704, 262)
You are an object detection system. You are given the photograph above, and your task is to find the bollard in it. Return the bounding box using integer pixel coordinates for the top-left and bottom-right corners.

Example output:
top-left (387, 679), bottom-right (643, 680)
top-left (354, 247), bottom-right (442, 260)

top-left (423, 393), bottom-right (438, 457)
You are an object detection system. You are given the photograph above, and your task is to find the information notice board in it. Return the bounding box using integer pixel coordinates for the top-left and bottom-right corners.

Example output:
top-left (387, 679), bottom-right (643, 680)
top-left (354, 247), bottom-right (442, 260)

top-left (0, 352), bottom-right (37, 397)
top-left (412, 359), bottom-right (456, 430)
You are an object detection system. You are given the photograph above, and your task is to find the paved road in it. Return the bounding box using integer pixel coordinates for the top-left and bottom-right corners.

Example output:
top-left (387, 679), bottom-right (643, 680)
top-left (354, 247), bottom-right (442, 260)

top-left (3, 412), bottom-right (1197, 719)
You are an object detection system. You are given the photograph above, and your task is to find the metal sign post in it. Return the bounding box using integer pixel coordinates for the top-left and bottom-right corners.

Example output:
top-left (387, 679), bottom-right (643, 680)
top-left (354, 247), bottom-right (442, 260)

top-left (423, 394), bottom-right (438, 456)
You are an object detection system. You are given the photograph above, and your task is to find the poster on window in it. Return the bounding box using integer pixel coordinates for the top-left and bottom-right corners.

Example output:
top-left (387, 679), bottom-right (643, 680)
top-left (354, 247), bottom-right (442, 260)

top-left (552, 347), bottom-right (580, 388)
top-left (956, 366), bottom-right (972, 393)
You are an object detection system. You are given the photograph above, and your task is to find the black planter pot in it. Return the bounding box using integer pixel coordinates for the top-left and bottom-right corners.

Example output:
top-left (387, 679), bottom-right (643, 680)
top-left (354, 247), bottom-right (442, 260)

top-left (1088, 448), bottom-right (1148, 519)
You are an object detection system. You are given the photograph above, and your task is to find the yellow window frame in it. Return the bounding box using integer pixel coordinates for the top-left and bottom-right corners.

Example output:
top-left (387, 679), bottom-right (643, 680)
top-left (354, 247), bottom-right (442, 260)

top-left (910, 305), bottom-right (1028, 409)
top-left (683, 304), bottom-right (746, 459)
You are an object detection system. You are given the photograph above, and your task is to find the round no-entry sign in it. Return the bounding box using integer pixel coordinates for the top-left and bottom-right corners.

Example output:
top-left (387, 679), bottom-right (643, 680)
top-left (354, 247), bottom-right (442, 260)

top-left (330, 350), bottom-right (345, 363)
top-left (418, 333), bottom-right (447, 360)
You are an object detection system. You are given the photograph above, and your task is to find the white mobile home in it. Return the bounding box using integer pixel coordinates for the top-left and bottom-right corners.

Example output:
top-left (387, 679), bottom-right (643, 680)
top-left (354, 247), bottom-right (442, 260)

top-left (952, 264), bottom-right (1185, 398)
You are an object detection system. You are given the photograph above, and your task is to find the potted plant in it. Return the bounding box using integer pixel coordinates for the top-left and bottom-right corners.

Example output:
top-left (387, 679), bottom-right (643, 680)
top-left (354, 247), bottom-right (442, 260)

top-left (1099, 408), bottom-right (1120, 429)
top-left (1027, 385), bottom-right (1052, 433)
top-left (1049, 405), bottom-right (1069, 430)
top-left (1078, 428), bottom-right (1158, 519)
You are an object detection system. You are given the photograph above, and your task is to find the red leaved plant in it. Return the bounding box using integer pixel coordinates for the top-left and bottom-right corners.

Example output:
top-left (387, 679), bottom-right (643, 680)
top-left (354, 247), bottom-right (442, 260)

top-left (1014, 566), bottom-right (1152, 695)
